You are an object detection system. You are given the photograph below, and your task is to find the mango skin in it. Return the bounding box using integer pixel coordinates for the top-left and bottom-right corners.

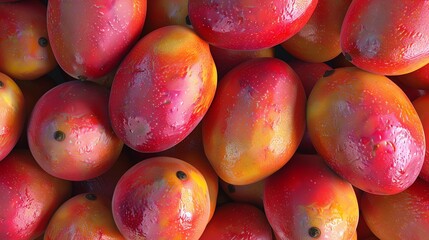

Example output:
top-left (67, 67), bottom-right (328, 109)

top-left (307, 67), bottom-right (425, 195)
top-left (412, 94), bottom-right (429, 182)
top-left (44, 193), bottom-right (124, 240)
top-left (200, 202), bottom-right (272, 240)
top-left (340, 0), bottom-right (429, 75)
top-left (0, 72), bottom-right (25, 162)
top-left (264, 154), bottom-right (359, 240)
top-left (27, 80), bottom-right (123, 181)
top-left (188, 0), bottom-right (318, 50)
top-left (287, 60), bottom-right (333, 154)
top-left (142, 0), bottom-right (189, 35)
top-left (109, 25), bottom-right (217, 153)
top-left (129, 123), bottom-right (219, 221)
top-left (210, 45), bottom-right (275, 78)
top-left (392, 63), bottom-right (429, 90)
top-left (360, 178), bottom-right (429, 240)
top-left (0, 149), bottom-right (72, 240)
top-left (112, 156), bottom-right (211, 240)
top-left (47, 0), bottom-right (146, 80)
top-left (202, 58), bottom-right (306, 185)
top-left (0, 0), bottom-right (57, 80)
top-left (219, 178), bottom-right (265, 209)
top-left (282, 0), bottom-right (352, 63)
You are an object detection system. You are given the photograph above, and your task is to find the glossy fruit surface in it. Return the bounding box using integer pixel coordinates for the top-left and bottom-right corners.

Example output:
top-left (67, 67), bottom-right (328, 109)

top-left (112, 156), bottom-right (211, 239)
top-left (44, 193), bottom-right (124, 239)
top-left (392, 63), bottom-right (429, 89)
top-left (412, 94), bottom-right (429, 182)
top-left (188, 0), bottom-right (318, 50)
top-left (200, 202), bottom-right (272, 240)
top-left (15, 75), bottom-right (57, 148)
top-left (0, 0), bottom-right (57, 80)
top-left (129, 124), bottom-right (219, 220)
top-left (307, 67), bottom-right (425, 195)
top-left (203, 57), bottom-right (306, 185)
top-left (282, 0), bottom-right (352, 62)
top-left (360, 178), bottom-right (429, 240)
top-left (288, 60), bottom-right (332, 154)
top-left (109, 25), bottom-right (217, 153)
top-left (143, 0), bottom-right (189, 34)
top-left (340, 0), bottom-right (429, 75)
top-left (47, 0), bottom-right (146, 80)
top-left (264, 154), bottom-right (359, 240)
top-left (0, 72), bottom-right (25, 161)
top-left (28, 80), bottom-right (123, 181)
top-left (0, 149), bottom-right (71, 240)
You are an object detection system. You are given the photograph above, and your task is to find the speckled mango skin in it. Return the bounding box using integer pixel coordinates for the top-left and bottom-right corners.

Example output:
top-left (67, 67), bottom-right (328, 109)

top-left (0, 0), bottom-right (57, 80)
top-left (360, 178), bottom-right (429, 240)
top-left (44, 193), bottom-right (124, 240)
top-left (27, 81), bottom-right (123, 181)
top-left (112, 156), bottom-right (211, 240)
top-left (109, 25), bottom-right (217, 153)
top-left (340, 0), bottom-right (429, 76)
top-left (142, 0), bottom-right (189, 34)
top-left (0, 149), bottom-right (71, 240)
top-left (202, 58), bottom-right (306, 185)
top-left (188, 0), bottom-right (318, 50)
top-left (307, 67), bottom-right (425, 195)
top-left (264, 154), bottom-right (359, 240)
top-left (47, 0), bottom-right (146, 80)
top-left (282, 0), bottom-right (352, 63)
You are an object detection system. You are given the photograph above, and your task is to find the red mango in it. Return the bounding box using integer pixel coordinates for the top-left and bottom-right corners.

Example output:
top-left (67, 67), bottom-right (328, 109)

top-left (264, 154), bottom-right (359, 240)
top-left (109, 25), bottom-right (217, 153)
top-left (142, 0), bottom-right (190, 35)
top-left (391, 63), bottom-right (429, 90)
top-left (28, 80), bottom-right (124, 181)
top-left (282, 0), bottom-right (352, 62)
top-left (188, 0), bottom-right (318, 50)
top-left (15, 75), bottom-right (57, 148)
top-left (412, 94), bottom-right (429, 182)
top-left (0, 0), bottom-right (57, 80)
top-left (44, 193), bottom-right (124, 239)
top-left (203, 57), bottom-right (306, 185)
top-left (340, 0), bottom-right (429, 75)
top-left (360, 178), bottom-right (429, 240)
top-left (112, 156), bottom-right (211, 239)
top-left (287, 60), bottom-right (333, 155)
top-left (128, 123), bottom-right (219, 220)
top-left (200, 202), bottom-right (273, 240)
top-left (0, 149), bottom-right (72, 240)
top-left (0, 72), bottom-right (25, 161)
top-left (47, 0), bottom-right (146, 80)
top-left (307, 67), bottom-right (425, 195)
